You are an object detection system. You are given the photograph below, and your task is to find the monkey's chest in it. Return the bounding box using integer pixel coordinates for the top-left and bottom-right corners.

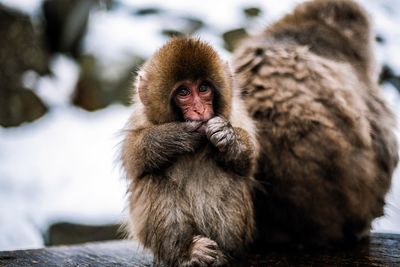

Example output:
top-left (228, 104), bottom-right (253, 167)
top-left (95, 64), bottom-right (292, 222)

top-left (164, 151), bottom-right (250, 235)
top-left (167, 150), bottom-right (226, 186)
top-left (165, 149), bottom-right (243, 204)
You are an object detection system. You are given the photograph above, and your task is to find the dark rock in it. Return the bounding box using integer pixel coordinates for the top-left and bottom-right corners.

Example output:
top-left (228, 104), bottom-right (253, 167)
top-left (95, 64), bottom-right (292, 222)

top-left (114, 60), bottom-right (145, 106)
top-left (243, 7), bottom-right (262, 18)
top-left (134, 7), bottom-right (163, 16)
top-left (73, 78), bottom-right (104, 111)
top-left (72, 55), bottom-right (102, 111)
top-left (47, 222), bottom-right (123, 246)
top-left (222, 28), bottom-right (249, 52)
top-left (42, 0), bottom-right (96, 58)
top-left (101, 0), bottom-right (114, 10)
top-left (0, 4), bottom-right (49, 127)
top-left (379, 65), bottom-right (393, 83)
top-left (161, 29), bottom-right (184, 38)
top-left (375, 34), bottom-right (385, 43)
top-left (161, 16), bottom-right (204, 37)
top-left (379, 65), bottom-right (400, 92)
top-left (181, 17), bottom-right (204, 34)
top-left (1, 89), bottom-right (48, 127)
top-left (110, 55), bottom-right (145, 105)
top-left (72, 54), bottom-right (144, 111)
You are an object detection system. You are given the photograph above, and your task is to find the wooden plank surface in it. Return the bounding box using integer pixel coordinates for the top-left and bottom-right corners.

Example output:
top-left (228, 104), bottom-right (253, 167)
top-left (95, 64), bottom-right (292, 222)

top-left (0, 233), bottom-right (399, 266)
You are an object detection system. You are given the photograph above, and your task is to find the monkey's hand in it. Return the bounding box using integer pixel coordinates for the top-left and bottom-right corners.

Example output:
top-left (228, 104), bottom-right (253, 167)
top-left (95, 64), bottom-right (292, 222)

top-left (205, 116), bottom-right (255, 176)
top-left (123, 121), bottom-right (204, 177)
top-left (205, 116), bottom-right (235, 153)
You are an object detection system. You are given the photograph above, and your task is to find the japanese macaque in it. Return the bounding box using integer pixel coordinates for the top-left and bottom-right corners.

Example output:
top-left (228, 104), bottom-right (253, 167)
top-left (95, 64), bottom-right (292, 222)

top-left (233, 0), bottom-right (398, 245)
top-left (121, 37), bottom-right (258, 266)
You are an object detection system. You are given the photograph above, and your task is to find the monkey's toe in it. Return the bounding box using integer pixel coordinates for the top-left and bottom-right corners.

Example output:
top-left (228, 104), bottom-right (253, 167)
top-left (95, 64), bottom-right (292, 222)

top-left (187, 236), bottom-right (226, 267)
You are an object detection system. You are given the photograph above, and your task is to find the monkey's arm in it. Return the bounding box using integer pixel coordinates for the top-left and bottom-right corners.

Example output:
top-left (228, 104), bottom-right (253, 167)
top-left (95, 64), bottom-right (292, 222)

top-left (206, 116), bottom-right (255, 176)
top-left (122, 121), bottom-right (203, 178)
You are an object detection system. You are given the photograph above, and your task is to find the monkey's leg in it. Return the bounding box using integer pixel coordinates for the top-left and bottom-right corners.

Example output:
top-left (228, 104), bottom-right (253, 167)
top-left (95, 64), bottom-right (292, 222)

top-left (133, 181), bottom-right (225, 267)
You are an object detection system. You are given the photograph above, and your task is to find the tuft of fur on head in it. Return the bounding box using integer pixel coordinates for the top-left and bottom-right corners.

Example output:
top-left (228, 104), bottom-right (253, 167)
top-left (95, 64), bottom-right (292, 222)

top-left (289, 0), bottom-right (371, 40)
top-left (267, 0), bottom-right (376, 80)
top-left (136, 37), bottom-right (233, 124)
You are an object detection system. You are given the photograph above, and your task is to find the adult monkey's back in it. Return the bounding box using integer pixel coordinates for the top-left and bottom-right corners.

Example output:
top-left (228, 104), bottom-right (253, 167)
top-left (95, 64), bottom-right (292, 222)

top-left (233, 0), bottom-right (398, 245)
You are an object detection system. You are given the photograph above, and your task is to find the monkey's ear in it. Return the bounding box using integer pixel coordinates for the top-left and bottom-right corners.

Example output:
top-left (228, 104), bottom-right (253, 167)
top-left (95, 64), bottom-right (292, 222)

top-left (136, 71), bottom-right (148, 105)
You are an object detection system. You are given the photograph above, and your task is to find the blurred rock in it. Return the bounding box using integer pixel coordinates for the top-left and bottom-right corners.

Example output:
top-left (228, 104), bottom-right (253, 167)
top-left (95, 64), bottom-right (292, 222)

top-left (243, 7), bottom-right (262, 18)
top-left (161, 29), bottom-right (184, 38)
top-left (182, 17), bottom-right (204, 35)
top-left (222, 28), bottom-right (249, 52)
top-left (72, 54), bottom-right (144, 111)
top-left (73, 55), bottom-right (103, 111)
top-left (47, 222), bottom-right (123, 246)
top-left (380, 65), bottom-right (400, 92)
top-left (376, 34), bottom-right (385, 44)
top-left (161, 16), bottom-right (204, 37)
top-left (42, 0), bottom-right (96, 58)
top-left (0, 4), bottom-right (49, 127)
top-left (113, 63), bottom-right (143, 105)
top-left (5, 90), bottom-right (48, 126)
top-left (134, 7), bottom-right (164, 16)
top-left (100, 0), bottom-right (114, 10)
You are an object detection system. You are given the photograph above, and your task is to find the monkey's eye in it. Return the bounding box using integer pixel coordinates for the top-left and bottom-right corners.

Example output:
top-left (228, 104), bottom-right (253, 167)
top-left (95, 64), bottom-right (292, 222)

top-left (198, 83), bottom-right (210, 93)
top-left (177, 87), bottom-right (190, 97)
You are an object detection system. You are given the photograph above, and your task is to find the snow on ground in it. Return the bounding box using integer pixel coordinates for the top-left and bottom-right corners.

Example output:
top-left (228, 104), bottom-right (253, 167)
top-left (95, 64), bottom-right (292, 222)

top-left (0, 0), bottom-right (399, 251)
top-left (0, 54), bottom-right (129, 250)
top-left (0, 105), bottom-right (130, 250)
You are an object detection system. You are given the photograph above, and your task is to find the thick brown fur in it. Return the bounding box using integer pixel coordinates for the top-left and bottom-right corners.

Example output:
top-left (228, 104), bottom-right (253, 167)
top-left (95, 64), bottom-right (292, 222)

top-left (233, 0), bottom-right (398, 245)
top-left (121, 37), bottom-right (258, 266)
top-left (137, 38), bottom-right (233, 125)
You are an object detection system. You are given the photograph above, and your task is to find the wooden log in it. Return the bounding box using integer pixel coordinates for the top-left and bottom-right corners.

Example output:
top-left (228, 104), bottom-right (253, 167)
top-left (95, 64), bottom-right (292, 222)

top-left (0, 233), bottom-right (399, 266)
top-left (47, 222), bottom-right (123, 246)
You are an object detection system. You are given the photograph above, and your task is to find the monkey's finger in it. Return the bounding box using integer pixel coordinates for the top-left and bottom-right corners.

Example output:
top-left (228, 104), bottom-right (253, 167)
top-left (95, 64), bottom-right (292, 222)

top-left (211, 132), bottom-right (226, 144)
top-left (201, 254), bottom-right (217, 264)
top-left (191, 252), bottom-right (217, 265)
top-left (207, 116), bottom-right (226, 125)
top-left (208, 132), bottom-right (227, 151)
top-left (184, 121), bottom-right (204, 132)
top-left (204, 242), bottom-right (218, 250)
top-left (206, 120), bottom-right (227, 131)
top-left (211, 128), bottom-right (235, 144)
top-left (192, 247), bottom-right (218, 258)
top-left (205, 123), bottom-right (228, 140)
top-left (205, 128), bottom-right (221, 140)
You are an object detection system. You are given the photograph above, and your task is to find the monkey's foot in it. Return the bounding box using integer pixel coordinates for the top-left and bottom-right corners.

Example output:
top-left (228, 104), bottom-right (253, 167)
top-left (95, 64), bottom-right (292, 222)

top-left (185, 235), bottom-right (226, 267)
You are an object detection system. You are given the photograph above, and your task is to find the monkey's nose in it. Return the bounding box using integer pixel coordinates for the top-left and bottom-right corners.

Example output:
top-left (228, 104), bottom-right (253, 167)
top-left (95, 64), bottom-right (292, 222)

top-left (194, 104), bottom-right (205, 114)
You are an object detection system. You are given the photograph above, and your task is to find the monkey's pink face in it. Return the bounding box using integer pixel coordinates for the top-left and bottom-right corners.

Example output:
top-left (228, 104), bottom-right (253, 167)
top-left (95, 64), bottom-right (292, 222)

top-left (173, 80), bottom-right (214, 122)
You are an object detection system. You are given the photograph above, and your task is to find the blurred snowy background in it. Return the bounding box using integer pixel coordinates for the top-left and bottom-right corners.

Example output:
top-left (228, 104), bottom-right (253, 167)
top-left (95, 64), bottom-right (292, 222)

top-left (0, 0), bottom-right (399, 251)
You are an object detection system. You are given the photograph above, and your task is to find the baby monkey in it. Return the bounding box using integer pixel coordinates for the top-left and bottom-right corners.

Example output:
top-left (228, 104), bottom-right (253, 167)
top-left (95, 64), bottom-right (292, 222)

top-left (121, 37), bottom-right (258, 266)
